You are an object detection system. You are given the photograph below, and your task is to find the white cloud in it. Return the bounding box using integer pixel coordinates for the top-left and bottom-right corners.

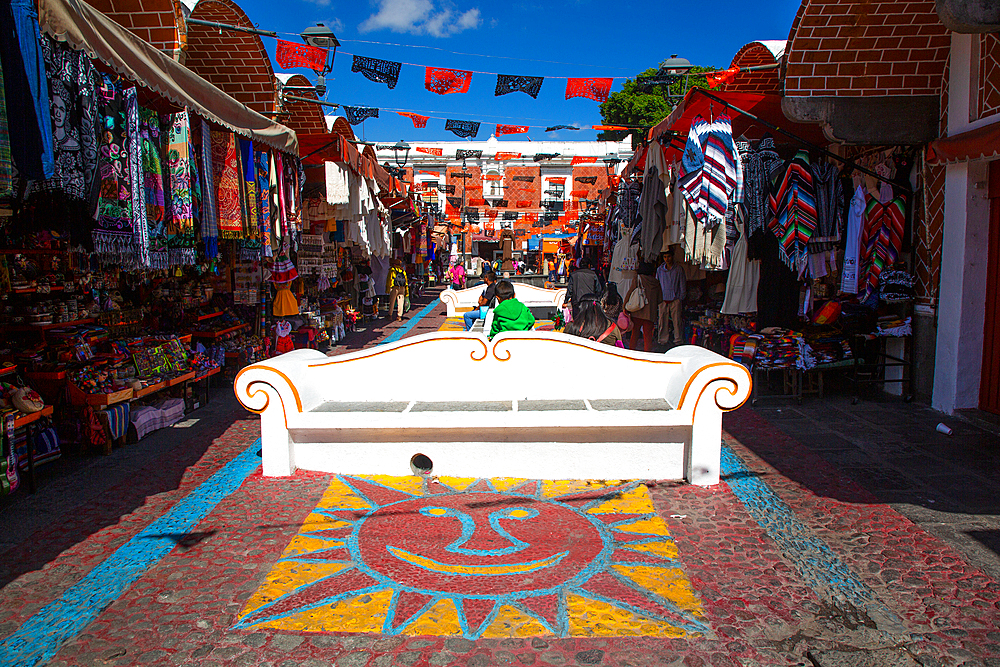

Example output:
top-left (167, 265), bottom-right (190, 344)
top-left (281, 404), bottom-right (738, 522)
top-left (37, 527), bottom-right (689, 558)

top-left (302, 0), bottom-right (330, 6)
top-left (359, 0), bottom-right (482, 37)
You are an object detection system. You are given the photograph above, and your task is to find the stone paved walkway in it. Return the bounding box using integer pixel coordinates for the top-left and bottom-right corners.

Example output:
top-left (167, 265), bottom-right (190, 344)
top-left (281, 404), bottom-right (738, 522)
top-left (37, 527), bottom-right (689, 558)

top-left (0, 287), bottom-right (998, 666)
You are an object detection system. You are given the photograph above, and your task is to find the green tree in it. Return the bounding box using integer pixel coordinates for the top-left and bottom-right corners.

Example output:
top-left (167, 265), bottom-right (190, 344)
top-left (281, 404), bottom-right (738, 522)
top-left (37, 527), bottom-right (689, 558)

top-left (597, 64), bottom-right (715, 146)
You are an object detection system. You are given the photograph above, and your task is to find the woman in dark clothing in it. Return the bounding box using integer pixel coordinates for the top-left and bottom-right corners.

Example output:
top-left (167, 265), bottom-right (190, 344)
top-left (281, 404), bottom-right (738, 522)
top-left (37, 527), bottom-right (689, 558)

top-left (625, 260), bottom-right (662, 353)
top-left (567, 258), bottom-right (603, 320)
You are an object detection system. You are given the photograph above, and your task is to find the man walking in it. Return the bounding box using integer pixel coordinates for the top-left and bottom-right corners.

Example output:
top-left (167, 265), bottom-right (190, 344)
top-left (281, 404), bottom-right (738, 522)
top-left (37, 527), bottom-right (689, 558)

top-left (464, 271), bottom-right (497, 330)
top-left (656, 250), bottom-right (686, 345)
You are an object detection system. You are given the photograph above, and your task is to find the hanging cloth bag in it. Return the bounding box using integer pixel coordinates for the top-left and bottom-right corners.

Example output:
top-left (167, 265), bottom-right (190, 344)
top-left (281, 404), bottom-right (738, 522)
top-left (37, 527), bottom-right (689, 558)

top-left (625, 281), bottom-right (647, 313)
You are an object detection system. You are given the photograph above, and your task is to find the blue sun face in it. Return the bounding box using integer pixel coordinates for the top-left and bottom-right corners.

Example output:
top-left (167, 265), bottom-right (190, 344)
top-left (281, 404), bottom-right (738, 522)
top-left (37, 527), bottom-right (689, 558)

top-left (236, 475), bottom-right (709, 639)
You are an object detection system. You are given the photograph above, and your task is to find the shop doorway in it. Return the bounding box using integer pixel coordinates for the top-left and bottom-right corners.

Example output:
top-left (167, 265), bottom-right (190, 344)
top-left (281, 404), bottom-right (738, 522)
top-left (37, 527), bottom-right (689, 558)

top-left (982, 161), bottom-right (1000, 414)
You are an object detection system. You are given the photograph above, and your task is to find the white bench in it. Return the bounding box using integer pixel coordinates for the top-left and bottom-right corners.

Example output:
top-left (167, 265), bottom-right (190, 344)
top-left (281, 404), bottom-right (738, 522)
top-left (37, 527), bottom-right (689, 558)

top-left (440, 282), bottom-right (566, 317)
top-left (234, 332), bottom-right (752, 486)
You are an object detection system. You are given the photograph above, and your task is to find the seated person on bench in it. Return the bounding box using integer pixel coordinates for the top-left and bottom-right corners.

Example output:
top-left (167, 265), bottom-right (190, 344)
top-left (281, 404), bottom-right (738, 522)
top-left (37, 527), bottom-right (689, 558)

top-left (489, 279), bottom-right (535, 339)
top-left (464, 271), bottom-right (497, 330)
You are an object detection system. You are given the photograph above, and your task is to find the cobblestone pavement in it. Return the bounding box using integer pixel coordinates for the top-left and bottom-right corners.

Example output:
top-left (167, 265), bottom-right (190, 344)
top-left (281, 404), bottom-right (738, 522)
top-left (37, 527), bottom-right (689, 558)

top-left (0, 287), bottom-right (998, 666)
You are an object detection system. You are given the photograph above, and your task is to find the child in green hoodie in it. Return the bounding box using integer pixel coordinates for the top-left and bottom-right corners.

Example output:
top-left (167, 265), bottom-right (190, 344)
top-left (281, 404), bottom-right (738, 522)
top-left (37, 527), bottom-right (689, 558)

top-left (489, 280), bottom-right (536, 339)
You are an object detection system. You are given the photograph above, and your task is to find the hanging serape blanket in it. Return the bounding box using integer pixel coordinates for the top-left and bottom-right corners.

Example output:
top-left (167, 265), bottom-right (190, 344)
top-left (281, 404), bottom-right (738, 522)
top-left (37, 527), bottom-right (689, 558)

top-left (270, 152), bottom-right (282, 241)
top-left (858, 196), bottom-right (906, 299)
top-left (565, 78), bottom-right (613, 102)
top-left (397, 111), bottom-right (428, 128)
top-left (445, 119), bottom-right (480, 139)
top-left (351, 55), bottom-right (401, 89)
top-left (211, 129), bottom-right (243, 239)
top-left (0, 58), bottom-right (11, 200)
top-left (495, 74), bottom-right (543, 99)
top-left (33, 37), bottom-right (99, 202)
top-left (198, 119), bottom-right (218, 259)
top-left (680, 114), bottom-right (739, 231)
top-left (256, 150), bottom-right (272, 257)
top-left (92, 74), bottom-right (136, 266)
top-left (239, 138), bottom-right (260, 260)
top-left (275, 39), bottom-right (327, 71)
top-left (768, 149), bottom-right (817, 277)
top-left (738, 136), bottom-right (782, 249)
top-left (124, 88), bottom-right (149, 268)
top-left (343, 106), bottom-right (378, 125)
top-left (163, 110), bottom-right (195, 264)
top-left (425, 67), bottom-right (473, 95)
top-left (496, 124), bottom-right (528, 137)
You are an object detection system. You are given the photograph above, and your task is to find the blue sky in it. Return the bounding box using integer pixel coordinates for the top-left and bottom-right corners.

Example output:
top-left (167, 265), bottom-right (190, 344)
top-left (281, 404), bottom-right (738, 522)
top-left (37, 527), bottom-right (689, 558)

top-left (247, 0), bottom-right (803, 142)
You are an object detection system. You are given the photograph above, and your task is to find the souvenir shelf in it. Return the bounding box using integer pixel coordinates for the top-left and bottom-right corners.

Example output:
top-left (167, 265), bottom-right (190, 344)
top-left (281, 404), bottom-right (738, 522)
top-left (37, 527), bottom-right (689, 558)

top-left (10, 404), bottom-right (55, 494)
top-left (190, 322), bottom-right (250, 339)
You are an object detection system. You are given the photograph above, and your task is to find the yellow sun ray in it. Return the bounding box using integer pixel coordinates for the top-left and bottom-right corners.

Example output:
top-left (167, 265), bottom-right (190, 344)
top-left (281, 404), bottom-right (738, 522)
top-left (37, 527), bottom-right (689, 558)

top-left (356, 475), bottom-right (424, 496)
top-left (481, 605), bottom-right (553, 638)
top-left (437, 476), bottom-right (478, 492)
top-left (281, 535), bottom-right (346, 558)
top-left (613, 516), bottom-right (672, 537)
top-left (586, 485), bottom-right (656, 515)
top-left (316, 478), bottom-right (371, 511)
top-left (541, 480), bottom-right (623, 499)
top-left (401, 598), bottom-right (463, 636)
top-left (240, 561), bottom-right (352, 617)
top-left (253, 588), bottom-right (395, 633)
top-left (300, 513), bottom-right (353, 534)
top-left (565, 593), bottom-right (687, 638)
top-left (490, 478), bottom-right (530, 492)
top-left (621, 540), bottom-right (679, 561)
top-left (612, 565), bottom-right (705, 617)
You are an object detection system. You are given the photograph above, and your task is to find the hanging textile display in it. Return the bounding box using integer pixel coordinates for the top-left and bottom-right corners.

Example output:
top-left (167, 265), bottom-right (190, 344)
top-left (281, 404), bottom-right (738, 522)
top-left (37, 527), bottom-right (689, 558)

top-left (565, 78), bottom-right (613, 102)
top-left (270, 253), bottom-right (299, 317)
top-left (444, 119), bottom-right (480, 139)
top-left (768, 149), bottom-right (817, 277)
top-left (0, 58), bottom-right (10, 200)
top-left (211, 129), bottom-right (243, 239)
top-left (496, 124), bottom-right (528, 137)
top-left (397, 111), bottom-right (428, 128)
top-left (546, 125), bottom-right (580, 132)
top-left (495, 74), bottom-right (543, 99)
top-left (164, 110), bottom-right (195, 264)
top-left (351, 55), bottom-right (401, 89)
top-left (343, 105), bottom-right (379, 125)
top-left (139, 108), bottom-right (164, 236)
top-left (269, 152), bottom-right (281, 243)
top-left (198, 119), bottom-right (218, 259)
top-left (257, 150), bottom-right (272, 257)
top-left (859, 196), bottom-right (906, 298)
top-left (124, 87), bottom-right (149, 268)
top-left (239, 138), bottom-right (259, 241)
top-left (92, 74), bottom-right (135, 265)
top-left (425, 67), bottom-right (473, 95)
top-left (738, 136), bottom-right (782, 256)
top-left (34, 37), bottom-right (99, 202)
top-left (677, 115), bottom-right (740, 231)
top-left (275, 38), bottom-right (327, 71)
top-left (456, 149), bottom-right (482, 160)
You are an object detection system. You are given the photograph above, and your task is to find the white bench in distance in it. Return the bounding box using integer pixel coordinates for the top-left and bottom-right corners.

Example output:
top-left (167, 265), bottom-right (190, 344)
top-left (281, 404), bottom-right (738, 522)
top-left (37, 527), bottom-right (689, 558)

top-left (440, 282), bottom-right (566, 317)
top-left (234, 332), bottom-right (752, 486)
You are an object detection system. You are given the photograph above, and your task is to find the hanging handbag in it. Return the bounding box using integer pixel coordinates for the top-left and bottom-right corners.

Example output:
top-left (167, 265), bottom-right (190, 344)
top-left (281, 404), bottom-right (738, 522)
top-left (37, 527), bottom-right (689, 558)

top-left (625, 282), bottom-right (647, 313)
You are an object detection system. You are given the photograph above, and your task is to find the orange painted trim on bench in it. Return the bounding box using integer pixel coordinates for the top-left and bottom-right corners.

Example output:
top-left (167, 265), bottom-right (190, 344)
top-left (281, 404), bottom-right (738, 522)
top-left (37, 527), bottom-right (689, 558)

top-left (676, 362), bottom-right (751, 412)
top-left (308, 336), bottom-right (490, 367)
top-left (235, 366), bottom-right (303, 414)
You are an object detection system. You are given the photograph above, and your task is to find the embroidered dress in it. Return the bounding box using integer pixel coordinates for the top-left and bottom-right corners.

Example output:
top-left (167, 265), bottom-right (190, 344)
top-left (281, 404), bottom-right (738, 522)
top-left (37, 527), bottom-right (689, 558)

top-left (198, 119), bottom-right (218, 259)
top-left (768, 150), bottom-right (817, 277)
top-left (859, 196), bottom-right (906, 298)
top-left (211, 129), bottom-right (242, 239)
top-left (92, 74), bottom-right (136, 265)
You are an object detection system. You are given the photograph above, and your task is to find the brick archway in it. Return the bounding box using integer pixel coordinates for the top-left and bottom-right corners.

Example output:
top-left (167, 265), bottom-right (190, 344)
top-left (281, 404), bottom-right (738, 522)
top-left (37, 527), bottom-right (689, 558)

top-left (721, 41), bottom-right (785, 94)
top-left (276, 74), bottom-right (327, 135)
top-left (86, 0), bottom-right (184, 59)
top-left (183, 0), bottom-right (277, 115)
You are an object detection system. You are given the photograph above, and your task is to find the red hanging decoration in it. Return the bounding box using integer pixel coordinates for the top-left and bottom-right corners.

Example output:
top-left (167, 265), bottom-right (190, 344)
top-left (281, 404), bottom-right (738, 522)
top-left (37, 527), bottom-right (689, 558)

top-left (548, 177), bottom-right (566, 184)
top-left (494, 152), bottom-right (522, 160)
top-left (496, 124), bottom-right (528, 137)
top-left (592, 125), bottom-right (629, 131)
top-left (275, 39), bottom-right (328, 71)
top-left (419, 170), bottom-right (440, 176)
top-left (516, 200), bottom-right (532, 208)
top-left (425, 67), bottom-right (473, 95)
top-left (706, 67), bottom-right (740, 88)
top-left (570, 156), bottom-right (597, 165)
top-left (483, 173), bottom-right (503, 181)
top-left (565, 78), bottom-right (613, 102)
top-left (397, 111), bottom-right (429, 128)
top-left (415, 146), bottom-right (443, 156)
top-left (468, 198), bottom-right (487, 206)
top-left (570, 189), bottom-right (589, 197)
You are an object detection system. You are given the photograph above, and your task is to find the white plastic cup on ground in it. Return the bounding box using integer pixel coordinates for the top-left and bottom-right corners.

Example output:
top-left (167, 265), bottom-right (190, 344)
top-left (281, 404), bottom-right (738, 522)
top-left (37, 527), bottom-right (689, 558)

top-left (936, 423), bottom-right (953, 435)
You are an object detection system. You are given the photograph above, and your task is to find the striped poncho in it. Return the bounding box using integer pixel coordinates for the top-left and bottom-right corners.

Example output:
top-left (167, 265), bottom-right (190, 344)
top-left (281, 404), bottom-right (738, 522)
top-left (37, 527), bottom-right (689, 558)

top-left (859, 196), bottom-right (906, 299)
top-left (677, 115), bottom-right (740, 231)
top-left (768, 150), bottom-right (817, 277)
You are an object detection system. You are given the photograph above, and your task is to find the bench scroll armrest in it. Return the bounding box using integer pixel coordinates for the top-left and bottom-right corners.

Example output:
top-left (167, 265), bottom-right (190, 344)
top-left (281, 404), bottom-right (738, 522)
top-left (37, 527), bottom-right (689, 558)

top-left (234, 349), bottom-right (329, 418)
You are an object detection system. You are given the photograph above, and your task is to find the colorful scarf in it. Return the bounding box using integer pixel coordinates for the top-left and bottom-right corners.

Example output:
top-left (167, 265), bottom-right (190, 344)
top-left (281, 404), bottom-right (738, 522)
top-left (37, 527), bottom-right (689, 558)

top-left (768, 150), bottom-right (817, 277)
top-left (859, 196), bottom-right (906, 299)
top-left (0, 57), bottom-right (12, 200)
top-left (276, 152), bottom-right (287, 239)
top-left (211, 129), bottom-right (243, 239)
top-left (239, 138), bottom-right (258, 237)
top-left (256, 150), bottom-right (272, 257)
top-left (125, 88), bottom-right (149, 268)
top-left (93, 74), bottom-right (136, 265)
top-left (164, 110), bottom-right (195, 264)
top-left (198, 119), bottom-right (218, 258)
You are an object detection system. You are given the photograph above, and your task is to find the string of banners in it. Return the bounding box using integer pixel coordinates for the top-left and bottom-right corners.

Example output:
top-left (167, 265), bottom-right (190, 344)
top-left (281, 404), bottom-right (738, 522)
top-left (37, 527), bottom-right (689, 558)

top-left (341, 105), bottom-right (631, 136)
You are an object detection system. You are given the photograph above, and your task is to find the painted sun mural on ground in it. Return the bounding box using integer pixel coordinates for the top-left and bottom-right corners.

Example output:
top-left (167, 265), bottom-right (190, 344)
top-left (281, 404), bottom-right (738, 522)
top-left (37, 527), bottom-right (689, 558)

top-left (236, 476), bottom-right (709, 638)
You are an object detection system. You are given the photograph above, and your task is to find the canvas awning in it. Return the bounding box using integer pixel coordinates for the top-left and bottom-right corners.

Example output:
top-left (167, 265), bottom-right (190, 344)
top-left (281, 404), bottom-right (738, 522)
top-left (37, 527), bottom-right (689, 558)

top-left (37, 0), bottom-right (298, 154)
top-left (926, 121), bottom-right (1000, 165)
